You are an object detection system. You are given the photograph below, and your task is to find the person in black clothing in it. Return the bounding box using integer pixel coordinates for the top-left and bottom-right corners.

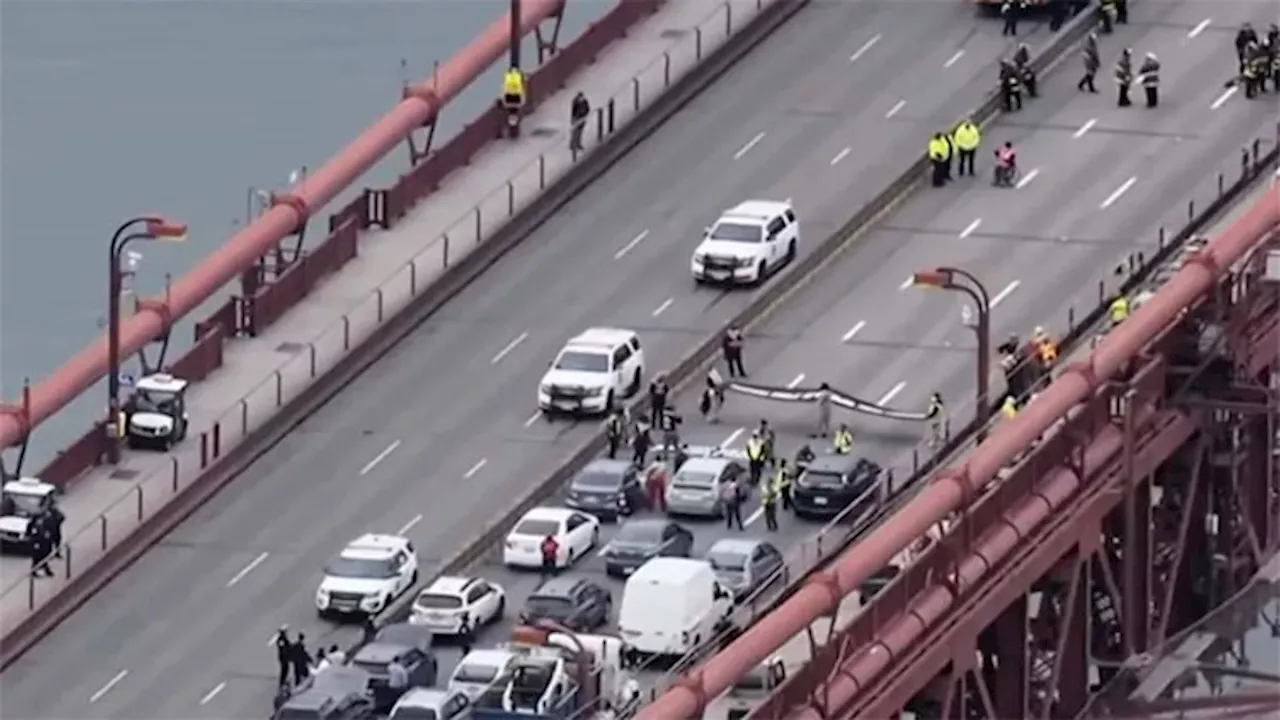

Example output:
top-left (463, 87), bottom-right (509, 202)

top-left (999, 60), bottom-right (1023, 112)
top-left (1000, 0), bottom-right (1022, 37)
top-left (722, 327), bottom-right (746, 377)
top-left (1115, 0), bottom-right (1128, 24)
top-left (274, 627), bottom-right (293, 688)
top-left (46, 505), bottom-right (65, 559)
top-left (1115, 48), bottom-right (1134, 107)
top-left (30, 529), bottom-right (54, 577)
top-left (1047, 0), bottom-right (1067, 31)
top-left (605, 410), bottom-right (625, 459)
top-left (1098, 0), bottom-right (1117, 34)
top-left (569, 91), bottom-right (590, 157)
top-left (1236, 23), bottom-right (1258, 66)
top-left (631, 423), bottom-right (651, 466)
top-left (290, 633), bottom-right (312, 686)
top-left (361, 615), bottom-right (377, 645)
top-left (648, 376), bottom-right (669, 426)
top-left (1138, 52), bottom-right (1160, 107)
top-left (1013, 44), bottom-right (1037, 98)
top-left (1078, 32), bottom-right (1100, 92)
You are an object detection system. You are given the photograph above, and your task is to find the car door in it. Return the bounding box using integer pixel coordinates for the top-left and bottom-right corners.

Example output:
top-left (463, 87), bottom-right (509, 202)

top-left (465, 583), bottom-right (488, 623)
top-left (393, 551), bottom-right (411, 593)
top-left (765, 216), bottom-right (787, 265)
top-left (567, 514), bottom-right (592, 554)
top-left (611, 344), bottom-right (630, 390)
top-left (444, 692), bottom-right (471, 719)
top-left (622, 469), bottom-right (644, 510)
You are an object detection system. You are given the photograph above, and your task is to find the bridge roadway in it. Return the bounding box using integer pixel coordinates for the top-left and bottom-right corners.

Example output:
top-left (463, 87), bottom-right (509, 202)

top-left (3, 0), bottom-right (1275, 718)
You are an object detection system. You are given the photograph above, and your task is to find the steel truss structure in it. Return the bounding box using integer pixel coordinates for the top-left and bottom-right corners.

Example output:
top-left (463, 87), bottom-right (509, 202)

top-left (748, 236), bottom-right (1280, 719)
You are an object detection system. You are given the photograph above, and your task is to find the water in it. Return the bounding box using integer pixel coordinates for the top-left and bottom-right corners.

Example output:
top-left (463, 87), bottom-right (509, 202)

top-left (0, 0), bottom-right (600, 464)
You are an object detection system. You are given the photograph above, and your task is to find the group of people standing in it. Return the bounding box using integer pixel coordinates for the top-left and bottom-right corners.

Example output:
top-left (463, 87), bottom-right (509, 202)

top-left (1234, 23), bottom-right (1280, 99)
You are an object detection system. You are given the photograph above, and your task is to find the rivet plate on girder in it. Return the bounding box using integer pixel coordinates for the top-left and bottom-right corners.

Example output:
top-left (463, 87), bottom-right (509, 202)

top-left (108, 469), bottom-right (140, 481)
top-left (275, 342), bottom-right (305, 355)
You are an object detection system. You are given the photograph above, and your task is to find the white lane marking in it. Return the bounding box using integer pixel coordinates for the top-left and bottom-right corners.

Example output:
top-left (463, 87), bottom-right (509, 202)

top-left (491, 332), bottom-right (528, 364)
top-left (786, 373), bottom-right (806, 389)
top-left (1100, 176), bottom-right (1137, 209)
top-left (899, 275), bottom-right (914, 290)
top-left (944, 50), bottom-right (965, 68)
top-left (744, 506), bottom-right (765, 526)
top-left (991, 280), bottom-right (1021, 308)
top-left (1211, 86), bottom-right (1237, 110)
top-left (886, 100), bottom-right (906, 118)
top-left (877, 381), bottom-right (906, 406)
top-left (360, 439), bottom-right (401, 475)
top-left (524, 411), bottom-right (541, 427)
top-left (721, 427), bottom-right (745, 448)
top-left (652, 298), bottom-right (674, 317)
top-left (959, 218), bottom-right (982, 239)
top-left (1187, 18), bottom-right (1211, 38)
top-left (90, 670), bottom-right (128, 703)
top-left (1073, 118), bottom-right (1097, 139)
top-left (596, 544), bottom-right (612, 558)
top-left (614, 229), bottom-right (650, 260)
top-left (398, 514), bottom-right (423, 535)
top-left (465, 458), bottom-right (488, 478)
top-left (226, 551), bottom-right (269, 588)
top-left (734, 132), bottom-right (766, 160)
top-left (1016, 168), bottom-right (1040, 189)
top-left (200, 682), bottom-right (226, 705)
top-left (842, 320), bottom-right (867, 343)
top-left (830, 147), bottom-right (851, 166)
top-left (849, 33), bottom-right (881, 63)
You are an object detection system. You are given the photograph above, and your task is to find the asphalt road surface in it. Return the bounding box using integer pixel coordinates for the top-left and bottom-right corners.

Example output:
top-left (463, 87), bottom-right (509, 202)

top-left (0, 0), bottom-right (594, 460)
top-left (3, 1), bottom-right (1275, 718)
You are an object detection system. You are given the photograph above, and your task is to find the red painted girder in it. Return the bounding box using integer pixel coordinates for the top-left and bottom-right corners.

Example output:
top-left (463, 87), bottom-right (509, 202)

top-left (640, 185), bottom-right (1280, 720)
top-left (0, 0), bottom-right (568, 450)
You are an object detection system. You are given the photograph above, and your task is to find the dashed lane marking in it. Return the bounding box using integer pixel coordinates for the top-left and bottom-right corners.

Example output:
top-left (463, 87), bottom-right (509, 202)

top-left (721, 427), bottom-right (745, 448)
top-left (614, 229), bottom-right (650, 260)
top-left (1187, 18), bottom-right (1211, 38)
top-left (1100, 176), bottom-right (1137, 209)
top-left (200, 682), bottom-right (226, 705)
top-left (899, 275), bottom-right (914, 290)
top-left (226, 551), bottom-right (269, 588)
top-left (830, 147), bottom-right (851, 166)
top-left (360, 439), bottom-right (401, 475)
top-left (1211, 86), bottom-right (1237, 110)
top-left (652, 298), bottom-right (674, 317)
top-left (491, 332), bottom-right (528, 364)
top-left (877, 381), bottom-right (906, 406)
top-left (465, 458), bottom-right (488, 478)
top-left (886, 100), bottom-right (906, 118)
top-left (849, 34), bottom-right (881, 63)
top-left (959, 218), bottom-right (982, 239)
top-left (786, 373), bottom-right (806, 389)
top-left (991, 280), bottom-right (1021, 308)
top-left (90, 671), bottom-right (128, 704)
top-left (734, 131), bottom-right (766, 160)
top-left (398, 514), bottom-right (423, 535)
top-left (1016, 168), bottom-right (1040, 189)
top-left (1073, 118), bottom-right (1097, 139)
top-left (842, 320), bottom-right (867, 343)
top-left (944, 50), bottom-right (965, 68)
top-left (525, 411), bottom-right (541, 427)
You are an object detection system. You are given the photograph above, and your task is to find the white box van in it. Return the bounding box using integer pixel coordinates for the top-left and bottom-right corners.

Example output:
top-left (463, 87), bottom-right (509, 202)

top-left (618, 557), bottom-right (734, 658)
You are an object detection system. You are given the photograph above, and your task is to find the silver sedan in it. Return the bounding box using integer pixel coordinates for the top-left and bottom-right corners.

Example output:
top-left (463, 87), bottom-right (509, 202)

top-left (664, 456), bottom-right (746, 518)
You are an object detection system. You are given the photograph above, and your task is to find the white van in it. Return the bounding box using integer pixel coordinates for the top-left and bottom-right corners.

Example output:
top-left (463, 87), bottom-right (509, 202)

top-left (618, 558), bottom-right (734, 657)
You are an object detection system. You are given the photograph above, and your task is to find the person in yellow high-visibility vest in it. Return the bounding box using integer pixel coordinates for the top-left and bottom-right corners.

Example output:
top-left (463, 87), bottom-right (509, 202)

top-left (1000, 395), bottom-right (1019, 420)
top-left (501, 68), bottom-right (526, 137)
top-left (1109, 295), bottom-right (1130, 326)
top-left (952, 119), bottom-right (981, 177)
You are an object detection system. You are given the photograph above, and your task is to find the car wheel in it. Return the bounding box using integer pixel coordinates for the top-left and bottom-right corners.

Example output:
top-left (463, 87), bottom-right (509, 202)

top-left (755, 260), bottom-right (768, 285)
top-left (591, 527), bottom-right (600, 547)
top-left (786, 239), bottom-right (797, 264)
top-left (606, 390), bottom-right (615, 412)
top-left (629, 369), bottom-right (641, 396)
top-left (496, 597), bottom-right (506, 620)
top-left (410, 569), bottom-right (419, 586)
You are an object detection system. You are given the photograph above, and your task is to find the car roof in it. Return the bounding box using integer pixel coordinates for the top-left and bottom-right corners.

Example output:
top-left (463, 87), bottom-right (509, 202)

top-left (709, 537), bottom-right (769, 555)
top-left (374, 622), bottom-right (433, 648)
top-left (722, 199), bottom-right (792, 222)
top-left (354, 641), bottom-right (417, 664)
top-left (532, 575), bottom-right (589, 597)
top-left (803, 454), bottom-right (864, 473)
top-left (460, 648), bottom-right (516, 665)
top-left (134, 373), bottom-right (189, 392)
top-left (424, 575), bottom-right (476, 595)
top-left (396, 687), bottom-right (454, 708)
top-left (677, 456), bottom-right (732, 473)
top-left (521, 507), bottom-right (574, 523)
top-left (630, 557), bottom-right (709, 582)
top-left (1, 477), bottom-right (55, 495)
top-left (342, 533), bottom-right (408, 558)
top-left (579, 458), bottom-right (632, 476)
top-left (569, 327), bottom-right (637, 348)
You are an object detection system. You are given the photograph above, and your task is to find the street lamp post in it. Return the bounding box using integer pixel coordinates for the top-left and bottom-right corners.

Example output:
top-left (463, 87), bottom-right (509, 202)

top-left (912, 266), bottom-right (993, 441)
top-left (107, 217), bottom-right (188, 464)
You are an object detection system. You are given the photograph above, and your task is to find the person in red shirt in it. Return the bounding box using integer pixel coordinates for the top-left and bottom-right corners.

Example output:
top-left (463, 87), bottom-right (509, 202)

top-left (645, 461), bottom-right (668, 512)
top-left (539, 535), bottom-right (559, 579)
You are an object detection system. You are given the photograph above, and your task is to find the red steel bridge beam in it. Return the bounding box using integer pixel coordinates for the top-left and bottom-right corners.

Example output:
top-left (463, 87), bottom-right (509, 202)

top-left (640, 179), bottom-right (1280, 719)
top-left (751, 226), bottom-right (1279, 719)
top-left (0, 0), bottom-right (568, 451)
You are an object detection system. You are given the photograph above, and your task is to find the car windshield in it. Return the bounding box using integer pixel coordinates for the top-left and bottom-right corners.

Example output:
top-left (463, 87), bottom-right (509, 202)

top-left (710, 222), bottom-right (762, 243)
top-left (574, 470), bottom-right (620, 490)
top-left (353, 659), bottom-right (390, 676)
top-left (454, 661), bottom-right (502, 684)
top-left (276, 708), bottom-right (326, 720)
top-left (416, 593), bottom-right (463, 609)
top-left (554, 351), bottom-right (609, 373)
top-left (389, 708), bottom-right (439, 720)
top-left (707, 549), bottom-right (749, 572)
top-left (525, 596), bottom-right (573, 619)
top-left (325, 556), bottom-right (397, 579)
top-left (616, 522), bottom-right (664, 544)
top-left (673, 470), bottom-right (717, 489)
top-left (513, 519), bottom-right (560, 537)
top-left (3, 493), bottom-right (45, 517)
top-left (132, 388), bottom-right (178, 414)
top-left (800, 470), bottom-right (847, 488)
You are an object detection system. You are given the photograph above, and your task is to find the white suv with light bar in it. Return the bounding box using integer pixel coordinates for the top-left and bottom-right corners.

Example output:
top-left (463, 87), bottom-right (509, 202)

top-left (538, 328), bottom-right (645, 417)
top-left (691, 199), bottom-right (799, 285)
top-left (410, 575), bottom-right (506, 635)
top-left (316, 533), bottom-right (419, 618)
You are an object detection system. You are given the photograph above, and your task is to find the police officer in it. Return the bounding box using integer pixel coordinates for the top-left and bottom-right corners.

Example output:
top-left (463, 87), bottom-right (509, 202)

top-left (1078, 32), bottom-right (1100, 93)
top-left (760, 481), bottom-right (778, 532)
top-left (46, 503), bottom-right (65, 559)
top-left (29, 528), bottom-right (54, 578)
top-left (745, 432), bottom-right (766, 486)
top-left (832, 424), bottom-right (853, 454)
top-left (772, 459), bottom-right (793, 511)
top-left (757, 419), bottom-right (776, 467)
top-left (999, 60), bottom-right (1023, 112)
top-left (1115, 48), bottom-right (1134, 107)
top-left (1013, 44), bottom-right (1038, 98)
top-left (1048, 0), bottom-right (1067, 32)
top-left (501, 67), bottom-right (526, 138)
top-left (1001, 395), bottom-right (1020, 420)
top-left (605, 409), bottom-right (625, 459)
top-left (813, 382), bottom-right (833, 437)
top-left (1247, 43), bottom-right (1269, 98)
top-left (952, 119), bottom-right (981, 177)
top-left (927, 392), bottom-right (946, 448)
top-left (274, 626), bottom-right (293, 688)
top-left (1269, 27), bottom-right (1280, 91)
top-left (1114, 0), bottom-right (1128, 24)
top-left (1109, 295), bottom-right (1130, 326)
top-left (1138, 52), bottom-right (1161, 107)
top-left (722, 326), bottom-right (747, 377)
top-left (631, 422), bottom-right (651, 466)
top-left (1242, 42), bottom-right (1262, 98)
top-left (1098, 0), bottom-right (1118, 34)
top-left (648, 375), bottom-right (669, 426)
top-left (1236, 23), bottom-right (1258, 66)
top-left (928, 133), bottom-right (950, 187)
top-left (794, 444), bottom-right (816, 471)
top-left (290, 633), bottom-right (312, 687)
top-left (569, 91), bottom-right (590, 157)
top-left (1000, 0), bottom-right (1023, 37)
top-left (659, 406), bottom-right (682, 454)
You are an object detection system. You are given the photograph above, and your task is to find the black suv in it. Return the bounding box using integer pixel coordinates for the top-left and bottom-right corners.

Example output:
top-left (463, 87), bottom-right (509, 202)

top-left (273, 688), bottom-right (374, 720)
top-left (520, 576), bottom-right (612, 632)
top-left (792, 454), bottom-right (882, 521)
top-left (564, 458), bottom-right (647, 519)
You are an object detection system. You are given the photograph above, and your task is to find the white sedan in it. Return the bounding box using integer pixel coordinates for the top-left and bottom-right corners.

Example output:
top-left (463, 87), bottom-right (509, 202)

top-left (410, 576), bottom-right (506, 635)
top-left (503, 507), bottom-right (601, 569)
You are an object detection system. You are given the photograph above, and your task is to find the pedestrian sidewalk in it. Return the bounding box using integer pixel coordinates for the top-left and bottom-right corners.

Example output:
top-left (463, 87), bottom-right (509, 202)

top-left (1, 0), bottom-right (786, 637)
